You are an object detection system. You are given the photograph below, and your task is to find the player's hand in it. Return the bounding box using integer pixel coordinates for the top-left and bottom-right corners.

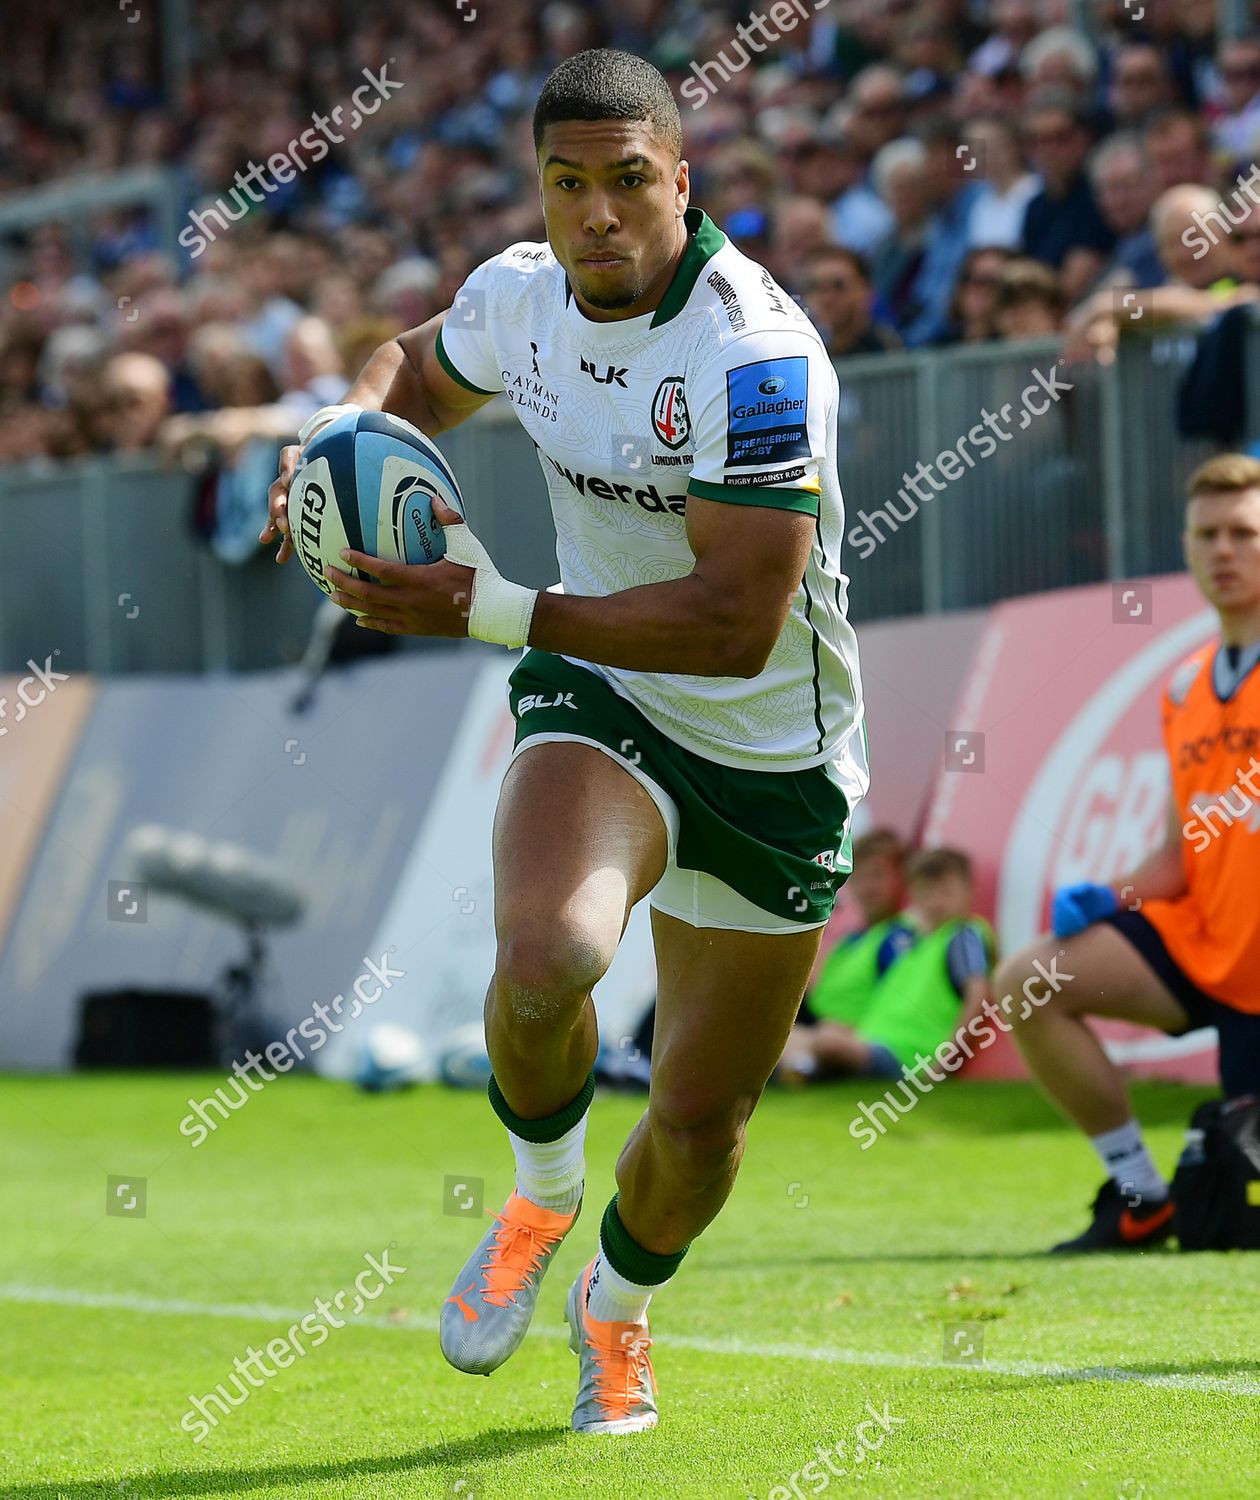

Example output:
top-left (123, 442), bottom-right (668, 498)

top-left (325, 498), bottom-right (474, 637)
top-left (261, 443), bottom-right (303, 564)
top-left (1051, 881), bottom-right (1118, 938)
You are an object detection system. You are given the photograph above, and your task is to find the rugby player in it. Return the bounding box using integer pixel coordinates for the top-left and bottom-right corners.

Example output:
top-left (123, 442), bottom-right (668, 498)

top-left (264, 49), bottom-right (867, 1429)
top-left (997, 453), bottom-right (1260, 1252)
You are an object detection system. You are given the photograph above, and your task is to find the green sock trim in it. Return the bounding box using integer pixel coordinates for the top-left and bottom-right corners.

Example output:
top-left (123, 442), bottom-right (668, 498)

top-left (600, 1193), bottom-right (689, 1287)
top-left (487, 1069), bottom-right (594, 1144)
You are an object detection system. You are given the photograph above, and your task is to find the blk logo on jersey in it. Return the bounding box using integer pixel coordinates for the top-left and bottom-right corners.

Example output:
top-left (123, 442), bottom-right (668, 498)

top-left (726, 356), bottom-right (809, 468)
top-left (581, 357), bottom-right (628, 387)
top-left (518, 691), bottom-right (578, 713)
top-left (652, 376), bottom-right (691, 450)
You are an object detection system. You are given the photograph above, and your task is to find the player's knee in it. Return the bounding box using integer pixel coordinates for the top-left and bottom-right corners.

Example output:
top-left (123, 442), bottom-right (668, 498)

top-left (494, 921), bottom-right (613, 1015)
top-left (648, 1093), bottom-right (752, 1185)
top-left (993, 941), bottom-right (1072, 1027)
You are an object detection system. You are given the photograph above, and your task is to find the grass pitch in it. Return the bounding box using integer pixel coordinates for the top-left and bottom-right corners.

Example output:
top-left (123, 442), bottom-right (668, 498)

top-left (1, 1071), bottom-right (1254, 1499)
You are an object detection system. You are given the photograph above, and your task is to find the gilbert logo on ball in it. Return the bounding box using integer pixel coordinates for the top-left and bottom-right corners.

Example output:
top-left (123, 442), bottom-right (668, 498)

top-left (289, 411), bottom-right (465, 612)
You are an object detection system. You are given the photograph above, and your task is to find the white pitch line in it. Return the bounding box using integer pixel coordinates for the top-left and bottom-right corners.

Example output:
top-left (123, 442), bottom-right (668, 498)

top-left (4, 1282), bottom-right (1258, 1398)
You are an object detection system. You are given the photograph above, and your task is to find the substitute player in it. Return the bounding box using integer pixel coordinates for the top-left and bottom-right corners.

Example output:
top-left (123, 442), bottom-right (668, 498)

top-left (997, 453), bottom-right (1260, 1253)
top-left (780, 847), bottom-right (993, 1085)
top-left (263, 50), bottom-right (867, 1430)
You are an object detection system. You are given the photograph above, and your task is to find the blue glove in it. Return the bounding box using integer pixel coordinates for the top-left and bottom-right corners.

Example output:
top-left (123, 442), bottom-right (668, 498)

top-left (1052, 881), bottom-right (1118, 938)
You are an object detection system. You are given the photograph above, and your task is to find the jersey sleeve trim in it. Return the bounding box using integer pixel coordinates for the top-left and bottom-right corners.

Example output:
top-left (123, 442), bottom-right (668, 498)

top-left (435, 326), bottom-right (499, 397)
top-left (687, 478), bottom-right (820, 516)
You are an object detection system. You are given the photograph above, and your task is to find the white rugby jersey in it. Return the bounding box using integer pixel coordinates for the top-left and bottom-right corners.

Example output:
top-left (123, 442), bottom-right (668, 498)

top-left (437, 206), bottom-right (867, 795)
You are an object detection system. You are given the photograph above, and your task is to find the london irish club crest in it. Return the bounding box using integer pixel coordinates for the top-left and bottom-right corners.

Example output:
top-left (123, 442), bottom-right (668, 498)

top-left (652, 376), bottom-right (691, 450)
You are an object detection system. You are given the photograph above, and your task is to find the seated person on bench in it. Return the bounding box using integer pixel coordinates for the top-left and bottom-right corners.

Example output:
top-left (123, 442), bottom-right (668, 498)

top-left (778, 847), bottom-right (993, 1082)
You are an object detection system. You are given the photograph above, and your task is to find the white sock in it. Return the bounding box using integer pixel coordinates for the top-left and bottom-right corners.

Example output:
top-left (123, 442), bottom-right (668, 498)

top-left (1090, 1119), bottom-right (1167, 1204)
top-left (585, 1249), bottom-right (664, 1325)
top-left (507, 1116), bottom-right (586, 1214)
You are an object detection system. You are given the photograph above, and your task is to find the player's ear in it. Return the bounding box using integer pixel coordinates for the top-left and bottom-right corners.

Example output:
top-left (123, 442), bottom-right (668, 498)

top-left (674, 157), bottom-right (689, 213)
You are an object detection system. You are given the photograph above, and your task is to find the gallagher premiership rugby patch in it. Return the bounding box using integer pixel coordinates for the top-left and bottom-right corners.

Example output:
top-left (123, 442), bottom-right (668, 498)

top-left (725, 356), bottom-right (809, 469)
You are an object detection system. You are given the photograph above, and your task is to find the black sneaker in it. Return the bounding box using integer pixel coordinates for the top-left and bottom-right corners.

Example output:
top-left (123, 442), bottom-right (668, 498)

top-left (1050, 1179), bottom-right (1176, 1253)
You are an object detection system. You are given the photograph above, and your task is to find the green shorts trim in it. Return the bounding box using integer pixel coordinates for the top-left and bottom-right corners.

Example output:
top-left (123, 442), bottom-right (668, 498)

top-left (507, 650), bottom-right (852, 926)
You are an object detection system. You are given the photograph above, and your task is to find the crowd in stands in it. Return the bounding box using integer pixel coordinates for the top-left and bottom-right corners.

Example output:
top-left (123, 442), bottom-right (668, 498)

top-left (3, 0), bottom-right (1260, 468)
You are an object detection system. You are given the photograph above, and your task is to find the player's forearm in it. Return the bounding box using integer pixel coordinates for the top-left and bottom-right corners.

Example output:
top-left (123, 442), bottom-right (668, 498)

top-left (1112, 844), bottom-right (1188, 904)
top-left (528, 578), bottom-right (769, 678)
top-left (341, 340), bottom-right (456, 437)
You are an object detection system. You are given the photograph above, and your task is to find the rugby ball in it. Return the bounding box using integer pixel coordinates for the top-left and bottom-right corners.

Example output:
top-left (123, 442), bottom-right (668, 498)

top-left (288, 410), bottom-right (465, 610)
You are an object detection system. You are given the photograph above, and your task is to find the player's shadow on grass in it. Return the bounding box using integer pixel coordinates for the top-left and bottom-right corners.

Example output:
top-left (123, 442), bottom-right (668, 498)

top-left (3, 1425), bottom-right (568, 1499)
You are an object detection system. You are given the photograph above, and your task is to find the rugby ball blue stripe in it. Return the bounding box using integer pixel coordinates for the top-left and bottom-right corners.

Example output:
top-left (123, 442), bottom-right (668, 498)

top-left (308, 421), bottom-right (365, 556)
top-left (356, 410), bottom-right (463, 498)
top-left (353, 432), bottom-right (402, 559)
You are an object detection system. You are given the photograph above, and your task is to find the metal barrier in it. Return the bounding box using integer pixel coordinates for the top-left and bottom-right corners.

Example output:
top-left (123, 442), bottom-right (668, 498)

top-left (0, 326), bottom-right (1240, 672)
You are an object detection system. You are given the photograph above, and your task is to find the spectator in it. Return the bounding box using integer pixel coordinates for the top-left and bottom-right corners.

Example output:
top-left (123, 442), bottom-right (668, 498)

top-left (968, 0), bottom-right (1039, 80)
top-left (897, 117), bottom-right (987, 347)
top-left (1089, 133), bottom-right (1164, 290)
top-left (1107, 43), bottom-right (1178, 131)
top-left (237, 238), bottom-right (305, 383)
top-left (1212, 35), bottom-right (1260, 166)
top-left (942, 246), bottom-right (1014, 344)
top-left (1063, 185), bottom-right (1255, 363)
top-left (117, 286), bottom-right (204, 412)
top-left (1020, 92), bottom-right (1116, 304)
top-left (278, 316), bottom-right (349, 420)
top-left (1142, 107), bottom-right (1216, 195)
top-left (995, 257), bottom-right (1064, 339)
top-left (1177, 207), bottom-right (1260, 446)
top-left (184, 323), bottom-right (263, 412)
top-left (963, 116), bottom-right (1042, 251)
top-left (1172, 0), bottom-right (1219, 108)
top-left (799, 247), bottom-right (903, 357)
top-left (371, 257), bottom-right (442, 336)
top-left (93, 353), bottom-right (171, 452)
top-left (703, 138), bottom-right (777, 236)
top-left (160, 316), bottom-right (345, 466)
top-left (1, 0), bottom-right (1256, 469)
top-left (845, 65), bottom-right (909, 162)
top-left (1020, 26), bottom-right (1100, 105)
top-left (869, 138), bottom-right (934, 335)
top-left (816, 123), bottom-right (896, 258)
top-left (769, 197), bottom-right (836, 290)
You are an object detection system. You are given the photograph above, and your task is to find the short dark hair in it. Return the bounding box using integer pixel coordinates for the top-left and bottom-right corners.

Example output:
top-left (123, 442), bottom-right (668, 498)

top-left (907, 847), bottom-right (973, 885)
top-left (533, 48), bottom-right (683, 163)
top-left (805, 245), bottom-right (871, 284)
top-left (852, 827), bottom-right (906, 866)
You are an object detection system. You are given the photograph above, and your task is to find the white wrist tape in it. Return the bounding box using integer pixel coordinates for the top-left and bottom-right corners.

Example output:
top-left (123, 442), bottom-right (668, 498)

top-left (443, 521), bottom-right (538, 649)
top-left (297, 403), bottom-right (364, 447)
